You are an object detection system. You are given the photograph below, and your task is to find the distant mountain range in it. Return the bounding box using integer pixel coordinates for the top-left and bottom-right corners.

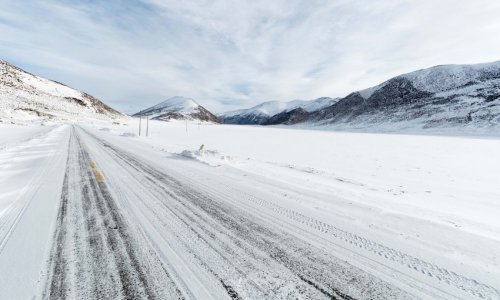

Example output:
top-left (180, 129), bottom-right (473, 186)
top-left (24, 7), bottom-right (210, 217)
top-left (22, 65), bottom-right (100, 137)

top-left (0, 60), bottom-right (123, 122)
top-left (219, 61), bottom-right (500, 131)
top-left (133, 96), bottom-right (219, 123)
top-left (219, 97), bottom-right (339, 125)
top-left (3, 57), bottom-right (499, 131)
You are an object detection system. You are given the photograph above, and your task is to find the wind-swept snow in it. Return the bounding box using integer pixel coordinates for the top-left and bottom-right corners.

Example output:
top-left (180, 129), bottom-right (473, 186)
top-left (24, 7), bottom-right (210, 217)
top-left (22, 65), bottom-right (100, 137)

top-left (0, 122), bottom-right (51, 149)
top-left (0, 125), bottom-right (69, 299)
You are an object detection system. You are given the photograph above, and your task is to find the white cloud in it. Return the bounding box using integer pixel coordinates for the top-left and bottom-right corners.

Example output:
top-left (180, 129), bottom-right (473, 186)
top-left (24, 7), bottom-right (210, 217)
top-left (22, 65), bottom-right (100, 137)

top-left (1, 0), bottom-right (500, 113)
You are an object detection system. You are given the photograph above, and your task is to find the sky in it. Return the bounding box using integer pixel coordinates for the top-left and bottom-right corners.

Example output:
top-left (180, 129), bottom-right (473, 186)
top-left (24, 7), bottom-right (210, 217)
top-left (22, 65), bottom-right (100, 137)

top-left (1, 0), bottom-right (500, 114)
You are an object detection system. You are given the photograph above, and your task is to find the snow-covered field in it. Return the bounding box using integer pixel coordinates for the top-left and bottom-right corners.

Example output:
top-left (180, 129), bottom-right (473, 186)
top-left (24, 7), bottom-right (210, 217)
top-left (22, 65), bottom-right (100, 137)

top-left (106, 120), bottom-right (500, 235)
top-left (0, 120), bottom-right (499, 299)
top-left (99, 120), bottom-right (500, 288)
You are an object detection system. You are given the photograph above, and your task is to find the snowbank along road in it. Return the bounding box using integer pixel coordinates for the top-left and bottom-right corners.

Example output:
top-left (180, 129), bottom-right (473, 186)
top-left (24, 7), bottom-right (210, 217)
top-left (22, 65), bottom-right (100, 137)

top-left (0, 124), bottom-right (499, 299)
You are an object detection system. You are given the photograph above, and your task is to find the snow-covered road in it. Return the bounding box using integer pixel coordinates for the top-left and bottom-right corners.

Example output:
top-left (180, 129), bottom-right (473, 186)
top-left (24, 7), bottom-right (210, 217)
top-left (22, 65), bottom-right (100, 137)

top-left (0, 124), bottom-right (499, 299)
top-left (43, 126), bottom-right (182, 299)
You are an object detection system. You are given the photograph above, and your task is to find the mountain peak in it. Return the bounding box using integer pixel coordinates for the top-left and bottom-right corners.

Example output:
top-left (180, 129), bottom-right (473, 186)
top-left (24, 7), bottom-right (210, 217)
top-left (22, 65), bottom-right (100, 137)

top-left (134, 96), bottom-right (219, 123)
top-left (147, 96), bottom-right (200, 114)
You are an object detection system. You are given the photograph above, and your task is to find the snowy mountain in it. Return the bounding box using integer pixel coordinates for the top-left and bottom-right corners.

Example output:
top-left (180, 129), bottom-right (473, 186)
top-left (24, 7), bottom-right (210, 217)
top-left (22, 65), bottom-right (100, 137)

top-left (133, 96), bottom-right (219, 123)
top-left (306, 60), bottom-right (500, 130)
top-left (222, 61), bottom-right (500, 131)
top-left (219, 97), bottom-right (338, 125)
top-left (0, 60), bottom-right (123, 122)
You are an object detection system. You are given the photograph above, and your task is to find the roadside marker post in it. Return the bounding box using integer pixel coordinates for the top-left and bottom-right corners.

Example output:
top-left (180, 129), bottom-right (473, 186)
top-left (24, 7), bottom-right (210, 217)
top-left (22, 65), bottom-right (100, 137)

top-left (139, 115), bottom-right (142, 136)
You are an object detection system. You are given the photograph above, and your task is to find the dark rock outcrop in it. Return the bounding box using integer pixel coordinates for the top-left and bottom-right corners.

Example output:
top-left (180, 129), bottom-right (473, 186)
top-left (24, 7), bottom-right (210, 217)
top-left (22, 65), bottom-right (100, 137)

top-left (264, 108), bottom-right (310, 125)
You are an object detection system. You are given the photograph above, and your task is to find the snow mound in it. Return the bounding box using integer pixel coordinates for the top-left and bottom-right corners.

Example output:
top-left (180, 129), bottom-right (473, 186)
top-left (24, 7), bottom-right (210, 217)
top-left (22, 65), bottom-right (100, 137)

top-left (121, 132), bottom-right (137, 137)
top-left (180, 148), bottom-right (233, 166)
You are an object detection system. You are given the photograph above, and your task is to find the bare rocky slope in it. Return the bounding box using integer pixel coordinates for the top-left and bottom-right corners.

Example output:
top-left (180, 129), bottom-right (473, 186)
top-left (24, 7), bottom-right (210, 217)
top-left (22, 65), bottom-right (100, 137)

top-left (0, 60), bottom-right (123, 122)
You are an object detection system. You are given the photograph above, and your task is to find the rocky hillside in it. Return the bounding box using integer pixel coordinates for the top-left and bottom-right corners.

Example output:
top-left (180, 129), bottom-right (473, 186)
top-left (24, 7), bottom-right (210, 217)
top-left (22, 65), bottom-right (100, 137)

top-left (219, 97), bottom-right (338, 125)
top-left (134, 96), bottom-right (219, 123)
top-left (222, 61), bottom-right (500, 132)
top-left (263, 107), bottom-right (310, 125)
top-left (0, 60), bottom-right (123, 122)
top-left (307, 61), bottom-right (500, 130)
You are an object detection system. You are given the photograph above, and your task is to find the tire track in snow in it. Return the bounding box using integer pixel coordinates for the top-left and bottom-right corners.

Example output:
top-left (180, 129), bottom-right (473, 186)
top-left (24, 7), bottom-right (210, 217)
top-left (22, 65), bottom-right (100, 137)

top-left (244, 194), bottom-right (500, 300)
top-left (43, 127), bottom-right (183, 299)
top-left (181, 164), bottom-right (500, 300)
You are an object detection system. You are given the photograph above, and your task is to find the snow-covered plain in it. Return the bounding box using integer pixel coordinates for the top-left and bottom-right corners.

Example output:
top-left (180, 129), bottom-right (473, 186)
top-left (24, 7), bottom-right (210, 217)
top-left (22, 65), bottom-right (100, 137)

top-left (1, 120), bottom-right (499, 299)
top-left (107, 120), bottom-right (500, 229)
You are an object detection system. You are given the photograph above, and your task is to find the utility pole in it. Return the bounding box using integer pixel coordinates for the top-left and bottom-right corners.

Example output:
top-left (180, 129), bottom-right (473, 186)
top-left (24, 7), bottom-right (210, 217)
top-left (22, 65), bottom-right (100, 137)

top-left (139, 115), bottom-right (142, 136)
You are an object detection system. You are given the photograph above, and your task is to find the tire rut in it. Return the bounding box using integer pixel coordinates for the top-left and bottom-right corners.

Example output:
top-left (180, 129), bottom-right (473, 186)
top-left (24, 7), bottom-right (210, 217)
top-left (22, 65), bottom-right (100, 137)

top-left (43, 126), bottom-right (183, 299)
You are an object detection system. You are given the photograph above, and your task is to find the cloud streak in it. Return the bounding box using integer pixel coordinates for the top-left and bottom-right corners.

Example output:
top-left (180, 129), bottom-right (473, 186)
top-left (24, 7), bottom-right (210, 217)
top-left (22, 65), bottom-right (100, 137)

top-left (1, 0), bottom-right (500, 113)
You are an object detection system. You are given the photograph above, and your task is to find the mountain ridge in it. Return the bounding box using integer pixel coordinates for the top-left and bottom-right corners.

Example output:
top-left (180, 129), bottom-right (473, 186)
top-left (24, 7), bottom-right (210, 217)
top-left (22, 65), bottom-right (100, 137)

top-left (219, 97), bottom-right (338, 125)
top-left (306, 60), bottom-right (500, 130)
top-left (220, 60), bottom-right (500, 131)
top-left (0, 60), bottom-right (123, 122)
